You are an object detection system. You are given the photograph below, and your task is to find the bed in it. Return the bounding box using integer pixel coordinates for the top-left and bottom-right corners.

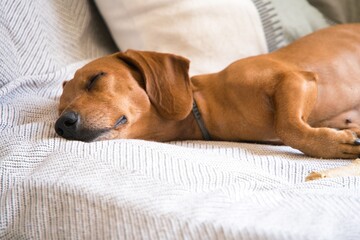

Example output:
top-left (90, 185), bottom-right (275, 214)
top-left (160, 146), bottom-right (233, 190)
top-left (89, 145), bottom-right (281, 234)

top-left (1, 0), bottom-right (360, 239)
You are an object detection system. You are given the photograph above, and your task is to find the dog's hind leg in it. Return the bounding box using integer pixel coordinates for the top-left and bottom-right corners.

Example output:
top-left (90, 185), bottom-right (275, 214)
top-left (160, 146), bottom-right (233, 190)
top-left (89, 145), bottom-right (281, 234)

top-left (273, 71), bottom-right (360, 159)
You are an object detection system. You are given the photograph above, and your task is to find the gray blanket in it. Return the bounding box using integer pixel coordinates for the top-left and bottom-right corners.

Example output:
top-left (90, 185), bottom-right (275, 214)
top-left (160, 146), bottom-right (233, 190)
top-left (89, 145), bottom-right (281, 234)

top-left (1, 1), bottom-right (360, 239)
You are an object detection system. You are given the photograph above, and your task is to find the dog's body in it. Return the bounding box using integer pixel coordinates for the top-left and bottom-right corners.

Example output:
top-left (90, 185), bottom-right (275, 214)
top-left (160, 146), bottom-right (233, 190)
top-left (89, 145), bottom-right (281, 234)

top-left (192, 24), bottom-right (360, 158)
top-left (56, 24), bottom-right (360, 180)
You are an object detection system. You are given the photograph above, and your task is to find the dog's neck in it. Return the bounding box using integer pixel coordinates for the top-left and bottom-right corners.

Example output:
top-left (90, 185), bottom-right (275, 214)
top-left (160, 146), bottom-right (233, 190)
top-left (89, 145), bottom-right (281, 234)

top-left (168, 109), bottom-right (204, 141)
top-left (170, 76), bottom-right (218, 141)
top-left (192, 101), bottom-right (211, 140)
top-left (184, 73), bottom-right (219, 140)
top-left (155, 73), bottom-right (219, 141)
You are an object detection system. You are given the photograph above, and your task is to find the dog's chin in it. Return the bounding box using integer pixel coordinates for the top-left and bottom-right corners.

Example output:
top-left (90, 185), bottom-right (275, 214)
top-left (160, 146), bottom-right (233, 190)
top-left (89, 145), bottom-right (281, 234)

top-left (92, 131), bottom-right (120, 141)
top-left (67, 128), bottom-right (112, 142)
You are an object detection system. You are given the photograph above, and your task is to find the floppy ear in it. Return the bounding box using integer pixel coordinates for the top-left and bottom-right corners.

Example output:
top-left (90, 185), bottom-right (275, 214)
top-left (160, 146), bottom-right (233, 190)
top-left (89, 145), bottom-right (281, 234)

top-left (117, 49), bottom-right (193, 120)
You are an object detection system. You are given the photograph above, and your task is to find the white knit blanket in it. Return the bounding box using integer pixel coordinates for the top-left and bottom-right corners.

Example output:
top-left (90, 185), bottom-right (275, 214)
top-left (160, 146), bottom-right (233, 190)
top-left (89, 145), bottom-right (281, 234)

top-left (1, 1), bottom-right (360, 239)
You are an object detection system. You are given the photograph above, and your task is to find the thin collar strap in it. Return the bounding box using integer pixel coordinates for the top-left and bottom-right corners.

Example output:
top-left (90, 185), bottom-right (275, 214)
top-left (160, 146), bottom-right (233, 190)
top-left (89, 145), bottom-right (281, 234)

top-left (192, 101), bottom-right (211, 140)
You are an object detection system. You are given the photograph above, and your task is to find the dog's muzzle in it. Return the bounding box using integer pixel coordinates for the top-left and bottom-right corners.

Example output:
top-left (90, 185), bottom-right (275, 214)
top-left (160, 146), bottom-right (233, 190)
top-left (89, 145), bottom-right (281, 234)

top-left (55, 111), bottom-right (110, 141)
top-left (55, 111), bottom-right (80, 140)
top-left (55, 111), bottom-right (123, 142)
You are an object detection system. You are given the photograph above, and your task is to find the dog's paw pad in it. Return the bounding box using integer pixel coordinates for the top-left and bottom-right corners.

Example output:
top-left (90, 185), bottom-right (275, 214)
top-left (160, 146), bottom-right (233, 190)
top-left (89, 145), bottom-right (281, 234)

top-left (305, 171), bottom-right (327, 181)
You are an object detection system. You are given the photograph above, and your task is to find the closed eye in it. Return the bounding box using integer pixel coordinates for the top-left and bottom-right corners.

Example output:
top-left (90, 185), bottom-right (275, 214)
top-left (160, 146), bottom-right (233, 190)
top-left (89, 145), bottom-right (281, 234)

top-left (115, 115), bottom-right (127, 128)
top-left (87, 72), bottom-right (106, 90)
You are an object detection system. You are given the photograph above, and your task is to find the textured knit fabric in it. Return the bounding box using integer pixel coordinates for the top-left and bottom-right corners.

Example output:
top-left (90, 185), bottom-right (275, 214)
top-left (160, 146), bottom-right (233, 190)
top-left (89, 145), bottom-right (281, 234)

top-left (1, 1), bottom-right (360, 240)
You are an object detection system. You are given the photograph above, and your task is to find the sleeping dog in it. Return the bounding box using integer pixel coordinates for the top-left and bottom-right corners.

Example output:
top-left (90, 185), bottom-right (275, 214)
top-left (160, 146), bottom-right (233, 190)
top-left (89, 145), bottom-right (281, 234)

top-left (56, 24), bottom-right (360, 180)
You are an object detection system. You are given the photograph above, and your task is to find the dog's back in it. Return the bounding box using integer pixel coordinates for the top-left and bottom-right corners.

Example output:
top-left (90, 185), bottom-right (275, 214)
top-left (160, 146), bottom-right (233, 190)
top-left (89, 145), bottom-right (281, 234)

top-left (273, 24), bottom-right (360, 77)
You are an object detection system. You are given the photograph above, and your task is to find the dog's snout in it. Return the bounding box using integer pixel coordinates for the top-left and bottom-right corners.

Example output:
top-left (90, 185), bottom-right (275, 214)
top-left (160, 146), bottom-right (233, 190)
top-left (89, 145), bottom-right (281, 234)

top-left (55, 111), bottom-right (79, 139)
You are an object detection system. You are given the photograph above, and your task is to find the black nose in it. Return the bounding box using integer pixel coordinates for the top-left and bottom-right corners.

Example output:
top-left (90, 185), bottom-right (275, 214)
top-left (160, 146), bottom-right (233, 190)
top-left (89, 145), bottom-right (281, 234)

top-left (55, 111), bottom-right (80, 139)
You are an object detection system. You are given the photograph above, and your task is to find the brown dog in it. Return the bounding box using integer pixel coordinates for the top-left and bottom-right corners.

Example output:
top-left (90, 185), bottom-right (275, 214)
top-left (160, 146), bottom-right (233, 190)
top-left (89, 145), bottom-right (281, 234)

top-left (56, 24), bottom-right (360, 180)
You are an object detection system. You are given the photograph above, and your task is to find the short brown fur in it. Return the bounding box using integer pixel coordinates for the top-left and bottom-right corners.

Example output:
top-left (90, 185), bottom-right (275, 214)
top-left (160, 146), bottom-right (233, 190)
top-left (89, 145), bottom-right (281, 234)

top-left (57, 24), bottom-right (360, 179)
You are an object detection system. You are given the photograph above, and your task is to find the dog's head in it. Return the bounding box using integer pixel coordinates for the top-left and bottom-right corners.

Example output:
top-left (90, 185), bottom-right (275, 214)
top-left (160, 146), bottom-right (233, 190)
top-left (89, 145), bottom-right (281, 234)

top-left (55, 50), bottom-right (193, 142)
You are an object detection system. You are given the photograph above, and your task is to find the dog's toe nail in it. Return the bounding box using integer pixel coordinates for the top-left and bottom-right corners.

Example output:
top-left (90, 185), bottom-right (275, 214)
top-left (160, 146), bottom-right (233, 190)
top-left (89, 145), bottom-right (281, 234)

top-left (355, 139), bottom-right (360, 145)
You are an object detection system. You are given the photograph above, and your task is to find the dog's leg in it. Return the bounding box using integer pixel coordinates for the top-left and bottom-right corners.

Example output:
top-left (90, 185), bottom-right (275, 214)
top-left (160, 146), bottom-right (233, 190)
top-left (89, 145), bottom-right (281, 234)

top-left (305, 159), bottom-right (360, 181)
top-left (273, 71), bottom-right (360, 159)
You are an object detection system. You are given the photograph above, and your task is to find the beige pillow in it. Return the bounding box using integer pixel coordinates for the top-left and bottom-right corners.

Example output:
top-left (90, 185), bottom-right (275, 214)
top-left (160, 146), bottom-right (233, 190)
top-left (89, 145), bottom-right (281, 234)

top-left (94, 0), bottom-right (332, 75)
top-left (94, 0), bottom-right (270, 75)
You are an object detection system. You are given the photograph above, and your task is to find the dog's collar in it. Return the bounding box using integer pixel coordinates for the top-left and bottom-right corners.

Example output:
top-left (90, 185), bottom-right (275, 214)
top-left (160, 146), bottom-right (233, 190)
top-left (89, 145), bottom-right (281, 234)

top-left (192, 100), bottom-right (211, 140)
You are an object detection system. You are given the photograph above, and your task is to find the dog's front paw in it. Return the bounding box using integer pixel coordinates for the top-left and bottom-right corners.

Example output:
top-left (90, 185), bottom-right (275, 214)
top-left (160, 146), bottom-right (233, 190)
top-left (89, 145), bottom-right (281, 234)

top-left (304, 129), bottom-right (360, 159)
top-left (305, 171), bottom-right (327, 181)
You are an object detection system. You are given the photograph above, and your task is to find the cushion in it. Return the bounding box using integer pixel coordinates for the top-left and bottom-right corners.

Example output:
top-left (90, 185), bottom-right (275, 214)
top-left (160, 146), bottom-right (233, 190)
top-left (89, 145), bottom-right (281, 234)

top-left (271, 0), bottom-right (329, 43)
top-left (94, 0), bottom-right (270, 75)
top-left (308, 0), bottom-right (360, 24)
top-left (95, 0), bottom-right (330, 75)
